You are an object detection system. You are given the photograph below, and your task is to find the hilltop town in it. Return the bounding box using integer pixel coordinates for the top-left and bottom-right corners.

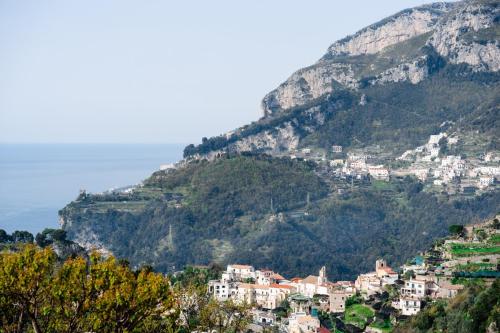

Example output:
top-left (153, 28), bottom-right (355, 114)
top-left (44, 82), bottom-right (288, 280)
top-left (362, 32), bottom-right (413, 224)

top-left (201, 215), bottom-right (500, 332)
top-left (181, 131), bottom-right (499, 198)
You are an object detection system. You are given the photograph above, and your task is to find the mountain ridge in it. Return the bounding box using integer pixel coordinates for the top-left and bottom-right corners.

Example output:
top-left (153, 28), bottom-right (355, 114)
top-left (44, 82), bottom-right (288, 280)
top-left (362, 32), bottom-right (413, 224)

top-left (61, 0), bottom-right (500, 279)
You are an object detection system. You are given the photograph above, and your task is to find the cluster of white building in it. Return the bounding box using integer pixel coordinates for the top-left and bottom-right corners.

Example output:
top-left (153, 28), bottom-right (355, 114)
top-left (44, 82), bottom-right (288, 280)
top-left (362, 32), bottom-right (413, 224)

top-left (331, 154), bottom-right (390, 180)
top-left (432, 155), bottom-right (467, 185)
top-left (392, 274), bottom-right (465, 315)
top-left (209, 264), bottom-right (354, 332)
top-left (354, 259), bottom-right (399, 296)
top-left (208, 264), bottom-right (293, 310)
top-left (207, 254), bottom-right (473, 332)
top-left (398, 133), bottom-right (447, 162)
top-left (394, 132), bottom-right (499, 190)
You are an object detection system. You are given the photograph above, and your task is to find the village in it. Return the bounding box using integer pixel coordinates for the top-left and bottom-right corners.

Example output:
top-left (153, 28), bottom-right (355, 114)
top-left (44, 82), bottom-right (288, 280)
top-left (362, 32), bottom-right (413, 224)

top-left (169, 131), bottom-right (499, 200)
top-left (206, 216), bottom-right (500, 333)
top-left (276, 132), bottom-right (500, 196)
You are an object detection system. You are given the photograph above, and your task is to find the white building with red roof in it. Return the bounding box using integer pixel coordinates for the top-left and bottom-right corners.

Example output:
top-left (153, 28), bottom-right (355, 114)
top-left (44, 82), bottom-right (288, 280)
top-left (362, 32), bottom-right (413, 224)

top-left (356, 259), bottom-right (399, 296)
top-left (209, 264), bottom-right (293, 309)
top-left (293, 266), bottom-right (332, 297)
top-left (223, 264), bottom-right (256, 281)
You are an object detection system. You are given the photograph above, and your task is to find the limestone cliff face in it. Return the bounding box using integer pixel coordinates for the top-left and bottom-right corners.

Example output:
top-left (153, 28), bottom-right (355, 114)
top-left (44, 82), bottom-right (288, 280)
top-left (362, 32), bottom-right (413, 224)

top-left (373, 56), bottom-right (429, 85)
top-left (230, 122), bottom-right (300, 154)
top-left (261, 0), bottom-right (499, 116)
top-left (200, 122), bottom-right (301, 160)
top-left (185, 0), bottom-right (499, 160)
top-left (261, 3), bottom-right (455, 115)
top-left (325, 3), bottom-right (452, 57)
top-left (59, 212), bottom-right (113, 256)
top-left (261, 63), bottom-right (357, 115)
top-left (429, 0), bottom-right (500, 71)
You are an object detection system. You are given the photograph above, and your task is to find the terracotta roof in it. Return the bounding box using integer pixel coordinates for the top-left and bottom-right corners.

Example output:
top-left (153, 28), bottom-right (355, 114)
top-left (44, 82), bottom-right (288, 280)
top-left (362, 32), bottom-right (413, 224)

top-left (319, 327), bottom-right (330, 333)
top-left (270, 283), bottom-right (294, 290)
top-left (439, 282), bottom-right (464, 290)
top-left (271, 273), bottom-right (286, 280)
top-left (301, 275), bottom-right (319, 284)
top-left (291, 277), bottom-right (303, 282)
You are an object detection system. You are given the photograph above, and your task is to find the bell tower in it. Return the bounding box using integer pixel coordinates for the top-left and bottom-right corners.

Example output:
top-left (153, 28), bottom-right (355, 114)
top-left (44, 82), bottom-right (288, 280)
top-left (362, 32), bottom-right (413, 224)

top-left (319, 266), bottom-right (327, 284)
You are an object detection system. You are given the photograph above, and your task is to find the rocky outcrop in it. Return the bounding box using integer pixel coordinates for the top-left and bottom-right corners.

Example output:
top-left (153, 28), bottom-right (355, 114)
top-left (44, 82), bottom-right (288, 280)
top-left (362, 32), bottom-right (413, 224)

top-left (428, 0), bottom-right (500, 71)
top-left (59, 215), bottom-right (113, 256)
top-left (325, 3), bottom-right (453, 58)
top-left (200, 122), bottom-right (301, 159)
top-left (186, 0), bottom-right (499, 159)
top-left (261, 63), bottom-right (356, 115)
top-left (230, 122), bottom-right (300, 153)
top-left (262, 1), bottom-right (499, 116)
top-left (261, 3), bottom-right (455, 115)
top-left (373, 56), bottom-right (429, 85)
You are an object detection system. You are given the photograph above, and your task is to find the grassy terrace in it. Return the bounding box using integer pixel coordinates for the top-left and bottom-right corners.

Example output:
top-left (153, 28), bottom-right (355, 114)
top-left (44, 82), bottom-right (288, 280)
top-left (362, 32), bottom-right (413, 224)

top-left (450, 243), bottom-right (500, 257)
top-left (455, 262), bottom-right (496, 272)
top-left (344, 304), bottom-right (374, 328)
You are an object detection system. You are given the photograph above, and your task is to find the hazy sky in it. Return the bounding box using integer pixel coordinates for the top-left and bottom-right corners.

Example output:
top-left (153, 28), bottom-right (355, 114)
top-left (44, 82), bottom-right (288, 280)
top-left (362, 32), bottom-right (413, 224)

top-left (0, 0), bottom-right (449, 144)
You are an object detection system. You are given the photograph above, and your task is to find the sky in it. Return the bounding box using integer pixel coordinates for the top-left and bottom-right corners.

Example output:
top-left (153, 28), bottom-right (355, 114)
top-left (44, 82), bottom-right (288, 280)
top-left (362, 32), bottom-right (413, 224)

top-left (0, 0), bottom-right (451, 145)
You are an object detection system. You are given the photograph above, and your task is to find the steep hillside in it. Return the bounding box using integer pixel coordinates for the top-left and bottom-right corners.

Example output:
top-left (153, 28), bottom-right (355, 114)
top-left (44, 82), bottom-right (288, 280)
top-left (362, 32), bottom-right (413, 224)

top-left (184, 0), bottom-right (499, 158)
top-left (61, 0), bottom-right (500, 279)
top-left (60, 154), bottom-right (500, 279)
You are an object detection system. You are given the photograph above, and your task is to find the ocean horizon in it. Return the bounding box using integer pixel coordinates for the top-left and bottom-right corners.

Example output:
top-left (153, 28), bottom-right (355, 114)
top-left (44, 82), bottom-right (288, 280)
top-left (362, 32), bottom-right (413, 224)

top-left (0, 143), bottom-right (185, 234)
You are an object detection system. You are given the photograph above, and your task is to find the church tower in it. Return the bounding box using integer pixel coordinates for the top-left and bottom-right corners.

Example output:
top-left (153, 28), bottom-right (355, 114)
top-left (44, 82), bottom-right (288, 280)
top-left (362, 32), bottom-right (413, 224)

top-left (376, 259), bottom-right (387, 277)
top-left (319, 266), bottom-right (327, 284)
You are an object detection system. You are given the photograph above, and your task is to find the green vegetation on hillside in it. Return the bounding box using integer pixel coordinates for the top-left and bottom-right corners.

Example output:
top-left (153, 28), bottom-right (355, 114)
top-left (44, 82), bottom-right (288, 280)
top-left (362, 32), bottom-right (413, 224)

top-left (345, 304), bottom-right (374, 328)
top-left (61, 153), bottom-right (500, 279)
top-left (395, 279), bottom-right (500, 333)
top-left (449, 243), bottom-right (500, 257)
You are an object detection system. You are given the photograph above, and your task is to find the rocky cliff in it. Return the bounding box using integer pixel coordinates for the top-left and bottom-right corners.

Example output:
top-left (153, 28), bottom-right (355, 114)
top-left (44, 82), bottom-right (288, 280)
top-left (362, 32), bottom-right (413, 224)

top-left (183, 0), bottom-right (498, 160)
top-left (261, 0), bottom-right (498, 115)
top-left (429, 0), bottom-right (500, 71)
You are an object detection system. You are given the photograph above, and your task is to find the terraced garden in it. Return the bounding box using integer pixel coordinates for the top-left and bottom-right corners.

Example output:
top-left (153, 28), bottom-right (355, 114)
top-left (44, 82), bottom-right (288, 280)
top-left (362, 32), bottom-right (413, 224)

top-left (344, 304), bottom-right (374, 328)
top-left (455, 262), bottom-right (496, 272)
top-left (450, 243), bottom-right (500, 257)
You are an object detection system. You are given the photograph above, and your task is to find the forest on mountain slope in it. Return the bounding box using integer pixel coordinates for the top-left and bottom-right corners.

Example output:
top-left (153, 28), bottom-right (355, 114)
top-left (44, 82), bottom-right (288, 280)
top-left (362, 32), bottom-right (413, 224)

top-left (61, 154), bottom-right (500, 279)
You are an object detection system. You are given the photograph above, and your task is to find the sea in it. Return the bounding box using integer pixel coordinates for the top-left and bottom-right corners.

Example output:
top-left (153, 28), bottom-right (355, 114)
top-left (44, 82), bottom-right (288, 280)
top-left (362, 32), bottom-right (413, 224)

top-left (0, 144), bottom-right (185, 235)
